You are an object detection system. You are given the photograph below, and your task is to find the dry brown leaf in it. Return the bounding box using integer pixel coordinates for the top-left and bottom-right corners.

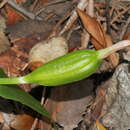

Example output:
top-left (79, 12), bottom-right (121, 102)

top-left (10, 114), bottom-right (34, 130)
top-left (91, 37), bottom-right (103, 50)
top-left (77, 8), bottom-right (119, 67)
top-left (77, 8), bottom-right (107, 49)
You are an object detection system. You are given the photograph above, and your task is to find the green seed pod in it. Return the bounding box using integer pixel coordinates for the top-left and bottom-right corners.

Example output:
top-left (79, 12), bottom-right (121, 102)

top-left (25, 49), bottom-right (102, 86)
top-left (0, 40), bottom-right (130, 86)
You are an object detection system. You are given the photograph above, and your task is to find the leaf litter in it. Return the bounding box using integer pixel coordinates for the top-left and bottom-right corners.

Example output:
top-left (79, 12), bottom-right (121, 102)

top-left (0, 0), bottom-right (130, 130)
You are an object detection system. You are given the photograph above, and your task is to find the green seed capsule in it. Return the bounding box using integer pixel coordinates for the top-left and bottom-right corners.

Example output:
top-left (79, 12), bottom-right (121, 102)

top-left (24, 50), bottom-right (102, 86)
top-left (0, 40), bottom-right (129, 86)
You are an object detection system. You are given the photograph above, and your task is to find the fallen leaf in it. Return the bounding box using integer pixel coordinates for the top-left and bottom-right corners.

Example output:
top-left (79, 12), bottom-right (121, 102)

top-left (11, 114), bottom-right (34, 130)
top-left (77, 8), bottom-right (119, 67)
top-left (6, 6), bottom-right (23, 25)
top-left (5, 0), bottom-right (25, 25)
top-left (77, 8), bottom-right (107, 49)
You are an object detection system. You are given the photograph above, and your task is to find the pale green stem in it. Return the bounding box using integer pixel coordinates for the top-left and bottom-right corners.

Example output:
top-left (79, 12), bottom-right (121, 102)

top-left (0, 76), bottom-right (26, 84)
top-left (98, 40), bottom-right (130, 59)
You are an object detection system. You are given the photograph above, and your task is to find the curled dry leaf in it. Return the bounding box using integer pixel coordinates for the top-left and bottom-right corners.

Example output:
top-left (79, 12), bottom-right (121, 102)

top-left (77, 8), bottom-right (119, 67)
top-left (29, 37), bottom-right (68, 69)
top-left (77, 8), bottom-right (107, 49)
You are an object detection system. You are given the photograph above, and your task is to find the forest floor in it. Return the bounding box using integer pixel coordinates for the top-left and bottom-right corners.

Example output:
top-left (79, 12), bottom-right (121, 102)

top-left (0, 0), bottom-right (129, 130)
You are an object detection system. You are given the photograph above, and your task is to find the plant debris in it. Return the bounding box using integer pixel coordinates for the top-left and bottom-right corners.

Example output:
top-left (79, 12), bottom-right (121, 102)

top-left (0, 0), bottom-right (130, 129)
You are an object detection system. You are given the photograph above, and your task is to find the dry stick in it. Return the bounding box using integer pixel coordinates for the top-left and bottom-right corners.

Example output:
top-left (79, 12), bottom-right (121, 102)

top-left (39, 0), bottom-right (69, 7)
top-left (0, 0), bottom-right (9, 8)
top-left (105, 0), bottom-right (111, 34)
top-left (87, 0), bottom-right (94, 17)
top-left (66, 25), bottom-right (81, 40)
top-left (110, 7), bottom-right (114, 17)
top-left (59, 0), bottom-right (88, 36)
top-left (35, 0), bottom-right (68, 16)
top-left (30, 118), bottom-right (38, 130)
top-left (111, 24), bottom-right (119, 31)
top-left (30, 0), bottom-right (39, 12)
top-left (80, 30), bottom-right (90, 49)
top-left (110, 6), bottom-right (130, 24)
top-left (7, 0), bottom-right (42, 21)
top-left (119, 17), bottom-right (130, 40)
top-left (49, 10), bottom-right (71, 38)
top-left (35, 7), bottom-right (46, 16)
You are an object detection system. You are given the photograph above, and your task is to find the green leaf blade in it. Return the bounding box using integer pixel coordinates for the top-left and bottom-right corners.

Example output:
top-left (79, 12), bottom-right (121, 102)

top-left (0, 85), bottom-right (50, 118)
top-left (0, 68), bottom-right (50, 119)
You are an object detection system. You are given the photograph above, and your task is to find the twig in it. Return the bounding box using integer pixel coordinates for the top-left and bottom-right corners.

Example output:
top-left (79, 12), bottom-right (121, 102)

top-left (35, 6), bottom-right (46, 16)
top-left (30, 118), bottom-right (38, 130)
top-left (80, 30), bottom-right (90, 49)
top-left (66, 25), bottom-right (80, 40)
top-left (110, 6), bottom-right (130, 24)
top-left (59, 0), bottom-right (88, 36)
top-left (49, 10), bottom-right (71, 38)
top-left (111, 24), bottom-right (119, 31)
top-left (30, 0), bottom-right (39, 11)
top-left (7, 0), bottom-right (42, 20)
top-left (38, 0), bottom-right (70, 7)
top-left (120, 17), bottom-right (130, 40)
top-left (35, 0), bottom-right (69, 16)
top-left (0, 0), bottom-right (9, 8)
top-left (105, 0), bottom-right (111, 34)
top-left (87, 0), bottom-right (94, 17)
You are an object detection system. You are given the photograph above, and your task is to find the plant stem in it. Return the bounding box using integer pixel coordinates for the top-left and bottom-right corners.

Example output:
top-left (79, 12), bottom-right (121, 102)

top-left (98, 40), bottom-right (130, 59)
top-left (0, 77), bottom-right (26, 84)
